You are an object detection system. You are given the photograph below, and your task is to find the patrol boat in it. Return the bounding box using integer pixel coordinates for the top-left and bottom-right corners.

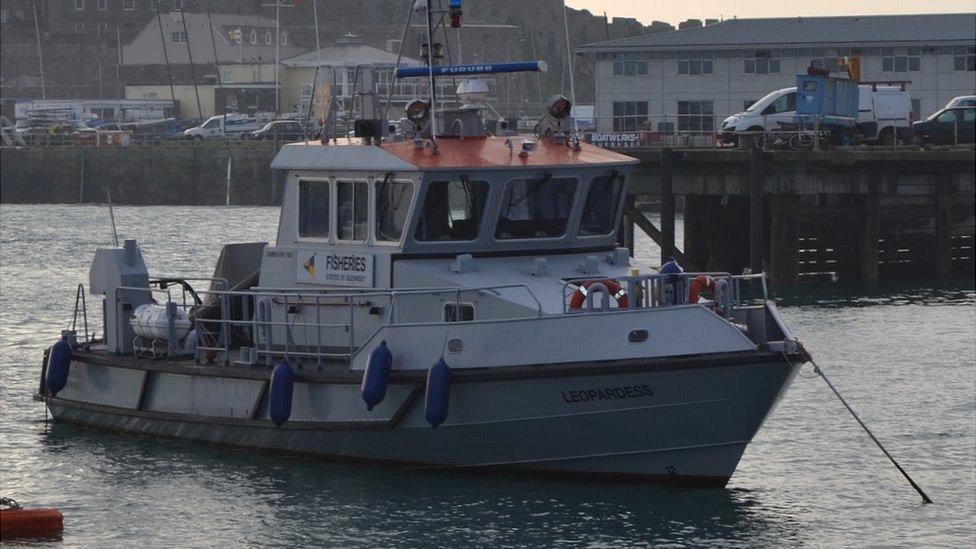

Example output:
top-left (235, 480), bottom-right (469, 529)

top-left (36, 13), bottom-right (806, 487)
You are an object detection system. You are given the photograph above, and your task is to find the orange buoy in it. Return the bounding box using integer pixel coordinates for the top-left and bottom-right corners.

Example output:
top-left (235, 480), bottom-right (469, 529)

top-left (0, 498), bottom-right (63, 539)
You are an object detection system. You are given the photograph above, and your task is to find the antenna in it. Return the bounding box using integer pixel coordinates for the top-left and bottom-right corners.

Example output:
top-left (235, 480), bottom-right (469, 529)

top-left (561, 0), bottom-right (579, 134)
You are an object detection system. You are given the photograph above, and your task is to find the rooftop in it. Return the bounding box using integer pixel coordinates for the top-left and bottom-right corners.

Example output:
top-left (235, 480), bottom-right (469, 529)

top-left (283, 34), bottom-right (420, 68)
top-left (578, 13), bottom-right (976, 51)
top-left (271, 137), bottom-right (638, 172)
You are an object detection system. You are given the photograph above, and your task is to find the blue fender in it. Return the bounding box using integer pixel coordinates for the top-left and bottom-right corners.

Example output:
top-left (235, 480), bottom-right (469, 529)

top-left (362, 341), bottom-right (393, 411)
top-left (45, 336), bottom-right (72, 396)
top-left (425, 358), bottom-right (452, 428)
top-left (269, 359), bottom-right (295, 427)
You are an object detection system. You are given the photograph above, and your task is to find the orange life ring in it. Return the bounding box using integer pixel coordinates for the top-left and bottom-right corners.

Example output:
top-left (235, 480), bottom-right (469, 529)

top-left (569, 279), bottom-right (628, 309)
top-left (688, 275), bottom-right (716, 304)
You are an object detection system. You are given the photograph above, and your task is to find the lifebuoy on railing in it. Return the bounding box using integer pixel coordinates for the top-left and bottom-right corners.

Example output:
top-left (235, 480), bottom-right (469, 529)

top-left (569, 279), bottom-right (628, 310)
top-left (688, 275), bottom-right (716, 304)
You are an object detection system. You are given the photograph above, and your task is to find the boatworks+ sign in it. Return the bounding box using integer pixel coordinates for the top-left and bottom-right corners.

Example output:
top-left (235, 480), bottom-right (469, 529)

top-left (587, 132), bottom-right (645, 149)
top-left (296, 250), bottom-right (374, 287)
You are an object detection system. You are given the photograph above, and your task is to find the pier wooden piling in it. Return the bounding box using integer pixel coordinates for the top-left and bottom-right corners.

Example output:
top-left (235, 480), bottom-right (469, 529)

top-left (624, 148), bottom-right (975, 285)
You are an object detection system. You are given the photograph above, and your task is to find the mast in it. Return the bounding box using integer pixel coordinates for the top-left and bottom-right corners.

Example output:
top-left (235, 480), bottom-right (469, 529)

top-left (423, 0), bottom-right (438, 153)
top-left (155, 5), bottom-right (177, 114)
top-left (179, 9), bottom-right (203, 119)
top-left (32, 2), bottom-right (45, 99)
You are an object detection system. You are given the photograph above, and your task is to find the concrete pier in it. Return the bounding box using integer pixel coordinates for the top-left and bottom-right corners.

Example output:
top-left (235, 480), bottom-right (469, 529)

top-left (626, 148), bottom-right (976, 284)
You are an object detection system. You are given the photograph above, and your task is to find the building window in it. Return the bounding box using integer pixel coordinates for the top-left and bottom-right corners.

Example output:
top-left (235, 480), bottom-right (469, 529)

top-left (75, 0), bottom-right (85, 10)
top-left (97, 0), bottom-right (107, 10)
top-left (611, 101), bottom-right (647, 132)
top-left (882, 47), bottom-right (920, 72)
top-left (612, 53), bottom-right (648, 76)
top-left (171, 31), bottom-right (187, 43)
top-left (677, 100), bottom-right (714, 132)
top-left (745, 52), bottom-right (780, 74)
top-left (264, 29), bottom-right (273, 45)
top-left (123, 0), bottom-right (134, 10)
top-left (172, 0), bottom-right (182, 9)
top-left (281, 30), bottom-right (288, 46)
top-left (123, 21), bottom-right (134, 28)
top-left (98, 22), bottom-right (108, 32)
top-left (74, 22), bottom-right (86, 30)
top-left (810, 57), bottom-right (838, 72)
top-left (911, 99), bottom-right (921, 120)
top-left (249, 28), bottom-right (257, 44)
top-left (678, 51), bottom-right (713, 75)
top-left (954, 46), bottom-right (976, 71)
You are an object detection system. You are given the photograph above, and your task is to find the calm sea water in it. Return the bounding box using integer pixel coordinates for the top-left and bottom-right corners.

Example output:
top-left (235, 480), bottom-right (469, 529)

top-left (1, 204), bottom-right (974, 548)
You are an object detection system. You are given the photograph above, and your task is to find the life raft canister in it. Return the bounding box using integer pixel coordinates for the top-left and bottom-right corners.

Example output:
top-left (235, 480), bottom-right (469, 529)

top-left (688, 275), bottom-right (716, 304)
top-left (569, 279), bottom-right (629, 310)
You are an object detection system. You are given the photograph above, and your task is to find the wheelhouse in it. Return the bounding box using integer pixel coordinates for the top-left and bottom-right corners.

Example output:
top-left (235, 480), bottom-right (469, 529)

top-left (266, 136), bottom-right (639, 290)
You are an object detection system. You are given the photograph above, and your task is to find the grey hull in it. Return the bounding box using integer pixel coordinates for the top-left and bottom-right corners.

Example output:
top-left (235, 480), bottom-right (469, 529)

top-left (43, 354), bottom-right (799, 486)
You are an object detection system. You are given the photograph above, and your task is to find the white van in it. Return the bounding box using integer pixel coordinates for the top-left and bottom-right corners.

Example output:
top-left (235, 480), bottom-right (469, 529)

top-left (718, 85), bottom-right (913, 145)
top-left (856, 85), bottom-right (913, 144)
top-left (184, 114), bottom-right (265, 140)
top-left (717, 87), bottom-right (796, 144)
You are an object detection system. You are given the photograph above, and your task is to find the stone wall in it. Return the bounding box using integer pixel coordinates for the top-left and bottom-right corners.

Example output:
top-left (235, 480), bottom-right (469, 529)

top-left (0, 144), bottom-right (279, 205)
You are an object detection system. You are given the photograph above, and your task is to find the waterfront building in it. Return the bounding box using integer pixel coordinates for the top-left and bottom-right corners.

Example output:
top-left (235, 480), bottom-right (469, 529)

top-left (578, 13), bottom-right (976, 134)
top-left (122, 12), bottom-right (306, 118)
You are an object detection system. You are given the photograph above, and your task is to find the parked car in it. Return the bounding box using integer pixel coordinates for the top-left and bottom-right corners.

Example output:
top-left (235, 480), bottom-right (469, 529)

top-left (243, 120), bottom-right (316, 141)
top-left (184, 114), bottom-right (264, 140)
top-left (944, 95), bottom-right (976, 109)
top-left (912, 106), bottom-right (976, 145)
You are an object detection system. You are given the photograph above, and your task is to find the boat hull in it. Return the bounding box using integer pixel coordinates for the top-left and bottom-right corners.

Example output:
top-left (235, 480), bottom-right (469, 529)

top-left (42, 352), bottom-right (799, 486)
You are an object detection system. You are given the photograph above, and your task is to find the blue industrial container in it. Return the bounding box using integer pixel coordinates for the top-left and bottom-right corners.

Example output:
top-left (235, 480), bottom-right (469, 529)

top-left (795, 74), bottom-right (859, 128)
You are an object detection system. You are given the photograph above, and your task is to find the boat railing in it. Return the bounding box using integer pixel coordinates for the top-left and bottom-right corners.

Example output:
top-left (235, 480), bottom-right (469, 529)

top-left (112, 283), bottom-right (544, 366)
top-left (110, 274), bottom-right (761, 366)
top-left (560, 272), bottom-right (768, 314)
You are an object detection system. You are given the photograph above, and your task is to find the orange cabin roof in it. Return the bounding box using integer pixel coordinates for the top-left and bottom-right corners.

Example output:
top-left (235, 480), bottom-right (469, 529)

top-left (378, 136), bottom-right (638, 170)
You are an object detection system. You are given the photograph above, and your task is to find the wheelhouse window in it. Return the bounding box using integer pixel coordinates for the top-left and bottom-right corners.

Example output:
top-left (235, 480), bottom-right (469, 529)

top-left (375, 178), bottom-right (414, 242)
top-left (299, 180), bottom-right (330, 238)
top-left (415, 178), bottom-right (489, 241)
top-left (337, 181), bottom-right (368, 241)
top-left (495, 176), bottom-right (577, 239)
top-left (578, 175), bottom-right (624, 236)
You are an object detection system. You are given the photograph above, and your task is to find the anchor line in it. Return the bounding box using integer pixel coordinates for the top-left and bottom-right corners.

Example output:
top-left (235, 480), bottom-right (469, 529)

top-left (796, 342), bottom-right (933, 504)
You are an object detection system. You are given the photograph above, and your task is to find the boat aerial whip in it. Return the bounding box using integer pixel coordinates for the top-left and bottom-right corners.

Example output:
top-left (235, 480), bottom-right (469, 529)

top-left (798, 343), bottom-right (933, 504)
top-left (106, 189), bottom-right (119, 247)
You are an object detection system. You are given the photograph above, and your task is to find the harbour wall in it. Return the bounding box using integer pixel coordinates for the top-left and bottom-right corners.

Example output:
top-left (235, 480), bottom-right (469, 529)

top-left (0, 144), bottom-right (280, 205)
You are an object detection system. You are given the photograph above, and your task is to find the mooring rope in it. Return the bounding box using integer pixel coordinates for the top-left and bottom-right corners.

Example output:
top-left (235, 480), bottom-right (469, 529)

top-left (796, 342), bottom-right (933, 504)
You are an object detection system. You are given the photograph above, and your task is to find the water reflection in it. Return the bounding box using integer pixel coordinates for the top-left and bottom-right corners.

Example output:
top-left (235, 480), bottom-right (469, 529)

top-left (40, 423), bottom-right (804, 547)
